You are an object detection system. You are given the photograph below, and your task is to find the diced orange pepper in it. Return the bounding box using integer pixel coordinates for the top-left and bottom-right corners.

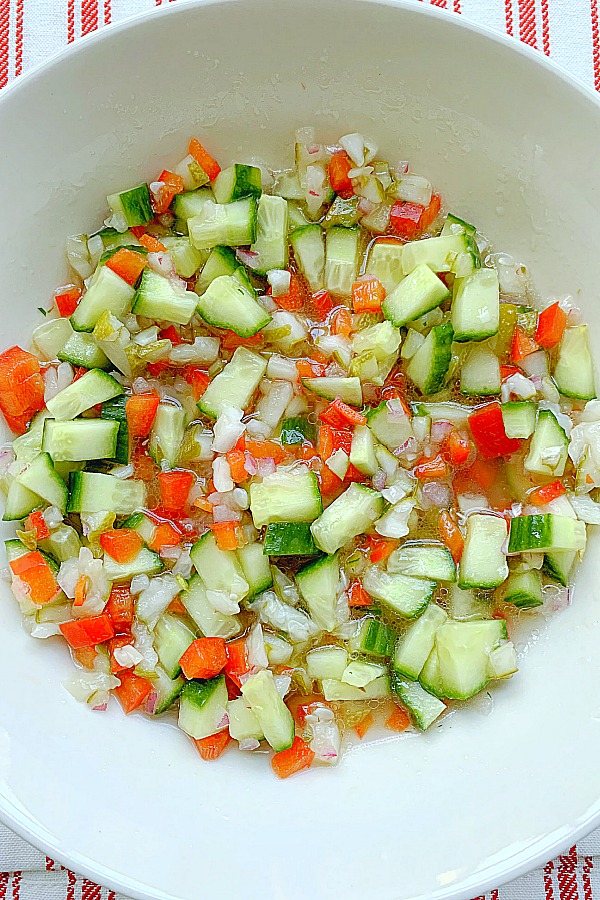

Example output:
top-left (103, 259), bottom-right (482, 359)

top-left (24, 509), bottom-right (50, 541)
top-left (180, 637), bottom-right (227, 680)
top-left (319, 397), bottom-right (367, 427)
top-left (511, 326), bottom-right (539, 363)
top-left (274, 273), bottom-right (304, 311)
top-left (105, 248), bottom-right (147, 286)
top-left (312, 289), bottom-right (334, 320)
top-left (99, 529), bottom-right (143, 564)
top-left (59, 613), bottom-right (115, 649)
top-left (114, 671), bottom-right (153, 714)
top-left (73, 646), bottom-right (98, 670)
top-left (73, 574), bottom-right (89, 608)
top-left (149, 521), bottom-right (182, 553)
top-left (188, 137), bottom-right (221, 182)
top-left (106, 585), bottom-right (134, 632)
top-left (245, 439), bottom-right (287, 464)
top-left (413, 454), bottom-right (449, 480)
top-left (535, 302), bottom-right (567, 349)
top-left (271, 736), bottom-right (315, 779)
top-left (351, 276), bottom-right (386, 312)
top-left (226, 449), bottom-right (248, 484)
top-left (386, 704), bottom-right (411, 732)
top-left (441, 431), bottom-right (471, 467)
top-left (221, 331), bottom-right (264, 350)
top-left (420, 193), bottom-right (442, 231)
top-left (529, 480), bottom-right (566, 506)
top-left (355, 712), bottom-right (374, 740)
top-left (331, 307), bottom-right (353, 337)
top-left (157, 470), bottom-right (195, 513)
top-left (182, 367), bottom-right (211, 400)
top-left (151, 169), bottom-right (185, 214)
top-left (210, 521), bottom-right (239, 551)
top-left (193, 731), bottom-right (231, 761)
top-left (138, 233), bottom-right (166, 253)
top-left (438, 510), bottom-right (465, 563)
top-left (0, 346), bottom-right (45, 435)
top-left (9, 551), bottom-right (58, 605)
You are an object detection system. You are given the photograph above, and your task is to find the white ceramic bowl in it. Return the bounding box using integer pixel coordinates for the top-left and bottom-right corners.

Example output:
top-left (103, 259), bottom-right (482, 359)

top-left (1, 3), bottom-right (600, 899)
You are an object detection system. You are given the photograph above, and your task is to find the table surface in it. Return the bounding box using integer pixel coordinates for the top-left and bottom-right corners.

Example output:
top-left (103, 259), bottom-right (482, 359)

top-left (1, 0), bottom-right (600, 898)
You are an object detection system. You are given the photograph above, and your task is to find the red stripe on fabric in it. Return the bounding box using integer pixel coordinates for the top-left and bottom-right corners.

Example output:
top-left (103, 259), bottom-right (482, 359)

top-left (541, 0), bottom-right (550, 55)
top-left (0, 0), bottom-right (9, 90)
top-left (10, 873), bottom-right (21, 900)
top-left (0, 873), bottom-right (8, 900)
top-left (66, 869), bottom-right (77, 900)
top-left (583, 856), bottom-right (594, 900)
top-left (82, 879), bottom-right (102, 900)
top-left (544, 859), bottom-right (556, 900)
top-left (81, 0), bottom-right (98, 35)
top-left (518, 0), bottom-right (538, 48)
top-left (14, 0), bottom-right (23, 76)
top-left (557, 847), bottom-right (579, 900)
top-left (453, 0), bottom-right (461, 11)
top-left (490, 891), bottom-right (499, 900)
top-left (67, 0), bottom-right (75, 42)
top-left (430, 0), bottom-right (447, 7)
top-left (104, 0), bottom-right (111, 25)
top-left (45, 857), bottom-right (55, 871)
top-left (505, 0), bottom-right (514, 37)
top-left (107, 893), bottom-right (117, 900)
top-left (592, 0), bottom-right (600, 90)
top-left (155, 0), bottom-right (162, 6)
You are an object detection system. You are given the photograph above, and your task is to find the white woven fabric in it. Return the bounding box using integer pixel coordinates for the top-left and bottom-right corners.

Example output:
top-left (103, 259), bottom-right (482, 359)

top-left (1, 0), bottom-right (599, 897)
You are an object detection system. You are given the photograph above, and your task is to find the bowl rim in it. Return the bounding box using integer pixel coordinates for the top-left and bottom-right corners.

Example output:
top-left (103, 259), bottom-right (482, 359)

top-left (1, 2), bottom-right (600, 898)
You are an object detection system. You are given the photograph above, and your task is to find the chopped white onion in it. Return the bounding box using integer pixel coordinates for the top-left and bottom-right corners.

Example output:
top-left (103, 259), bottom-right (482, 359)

top-left (267, 269), bottom-right (291, 298)
top-left (339, 133), bottom-right (365, 166)
top-left (212, 405), bottom-right (246, 453)
top-left (502, 373), bottom-right (537, 401)
top-left (520, 350), bottom-right (548, 379)
top-left (130, 574), bottom-right (150, 595)
top-left (134, 326), bottom-right (159, 347)
top-left (256, 457), bottom-right (276, 477)
top-left (136, 574), bottom-right (180, 630)
top-left (213, 504), bottom-right (241, 523)
top-left (113, 644), bottom-right (144, 668)
top-left (43, 367), bottom-right (59, 402)
top-left (172, 550), bottom-right (193, 579)
top-left (374, 499), bottom-right (414, 538)
top-left (206, 589), bottom-right (241, 615)
top-left (266, 354), bottom-right (299, 382)
top-left (109, 463), bottom-right (135, 479)
top-left (212, 456), bottom-right (234, 492)
top-left (42, 506), bottom-right (63, 529)
top-left (147, 250), bottom-right (175, 276)
top-left (246, 623), bottom-right (269, 671)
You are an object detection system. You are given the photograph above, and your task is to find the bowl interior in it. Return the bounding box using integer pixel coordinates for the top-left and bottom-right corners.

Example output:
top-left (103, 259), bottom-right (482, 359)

top-left (1, 3), bottom-right (600, 899)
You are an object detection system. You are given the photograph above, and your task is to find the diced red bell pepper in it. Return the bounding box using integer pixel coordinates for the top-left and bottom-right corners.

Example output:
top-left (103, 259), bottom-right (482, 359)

top-left (54, 285), bottom-right (82, 317)
top-left (511, 326), bottom-right (539, 362)
top-left (319, 398), bottom-right (367, 427)
top-left (529, 479), bottom-right (566, 506)
top-left (180, 637), bottom-right (227, 680)
top-left (151, 169), bottom-right (185, 214)
top-left (157, 469), bottom-right (195, 513)
top-left (98, 529), bottom-right (143, 564)
top-left (114, 671), bottom-right (153, 714)
top-left (348, 580), bottom-right (372, 607)
top-left (221, 331), bottom-right (264, 350)
top-left (182, 366), bottom-right (211, 400)
top-left (0, 346), bottom-right (45, 434)
top-left (59, 613), bottom-right (115, 649)
top-left (225, 449), bottom-right (248, 484)
top-left (106, 585), bottom-right (134, 632)
top-left (390, 201), bottom-right (425, 240)
top-left (105, 248), bottom-right (147, 286)
top-left (351, 276), bottom-right (386, 312)
top-left (500, 365), bottom-right (520, 381)
top-left (328, 151), bottom-right (354, 197)
top-left (188, 137), bottom-right (221, 182)
top-left (312, 289), bottom-right (333, 320)
top-left (468, 402), bottom-right (522, 459)
top-left (159, 324), bottom-right (184, 345)
top-left (126, 392), bottom-right (160, 439)
top-left (440, 431), bottom-right (471, 467)
top-left (9, 550), bottom-right (59, 605)
top-left (535, 301), bottom-right (567, 349)
top-left (367, 536), bottom-right (399, 564)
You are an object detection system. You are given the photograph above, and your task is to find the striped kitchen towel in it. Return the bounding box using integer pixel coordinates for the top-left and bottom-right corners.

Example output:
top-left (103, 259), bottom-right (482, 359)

top-left (0, 1), bottom-right (599, 898)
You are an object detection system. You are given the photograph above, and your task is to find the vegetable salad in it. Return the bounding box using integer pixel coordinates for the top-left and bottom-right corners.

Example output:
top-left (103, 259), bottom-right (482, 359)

top-left (0, 129), bottom-right (596, 778)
